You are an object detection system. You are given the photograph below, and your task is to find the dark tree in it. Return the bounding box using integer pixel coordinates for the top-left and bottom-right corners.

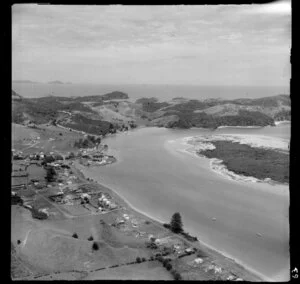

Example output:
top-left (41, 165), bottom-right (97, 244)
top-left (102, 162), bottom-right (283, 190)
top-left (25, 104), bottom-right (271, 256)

top-left (45, 166), bottom-right (57, 182)
top-left (72, 233), bottom-right (78, 238)
top-left (136, 257), bottom-right (141, 263)
top-left (88, 236), bottom-right (94, 241)
top-left (170, 212), bottom-right (183, 233)
top-left (92, 242), bottom-right (99, 250)
top-left (166, 263), bottom-right (172, 271)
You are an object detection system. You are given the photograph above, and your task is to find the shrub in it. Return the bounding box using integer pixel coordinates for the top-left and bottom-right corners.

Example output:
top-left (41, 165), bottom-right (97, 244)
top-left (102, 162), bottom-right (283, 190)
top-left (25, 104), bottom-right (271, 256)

top-left (163, 223), bottom-right (171, 229)
top-left (157, 256), bottom-right (163, 263)
top-left (59, 133), bottom-right (62, 136)
top-left (141, 257), bottom-right (146, 262)
top-left (174, 272), bottom-right (182, 280)
top-left (136, 257), bottom-right (141, 263)
top-left (31, 208), bottom-right (48, 220)
top-left (92, 242), bottom-right (99, 251)
top-left (88, 236), bottom-right (93, 241)
top-left (171, 270), bottom-right (182, 280)
top-left (180, 231), bottom-right (198, 242)
top-left (150, 256), bottom-right (154, 261)
top-left (17, 240), bottom-right (21, 245)
top-left (166, 263), bottom-right (172, 271)
top-left (72, 233), bottom-right (78, 239)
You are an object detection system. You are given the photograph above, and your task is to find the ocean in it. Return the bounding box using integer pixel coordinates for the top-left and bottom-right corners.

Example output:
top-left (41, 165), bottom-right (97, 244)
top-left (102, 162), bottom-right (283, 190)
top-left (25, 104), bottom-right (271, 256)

top-left (12, 83), bottom-right (289, 101)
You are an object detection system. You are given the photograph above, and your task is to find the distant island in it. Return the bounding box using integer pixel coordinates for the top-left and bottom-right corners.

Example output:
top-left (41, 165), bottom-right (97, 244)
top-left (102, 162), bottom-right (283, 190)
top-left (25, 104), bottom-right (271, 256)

top-left (12, 80), bottom-right (38, 84)
top-left (48, 80), bottom-right (72, 85)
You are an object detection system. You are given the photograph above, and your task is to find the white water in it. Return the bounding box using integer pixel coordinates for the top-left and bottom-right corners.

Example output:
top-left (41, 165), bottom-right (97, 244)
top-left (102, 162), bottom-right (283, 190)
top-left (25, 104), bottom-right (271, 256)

top-left (85, 124), bottom-right (290, 281)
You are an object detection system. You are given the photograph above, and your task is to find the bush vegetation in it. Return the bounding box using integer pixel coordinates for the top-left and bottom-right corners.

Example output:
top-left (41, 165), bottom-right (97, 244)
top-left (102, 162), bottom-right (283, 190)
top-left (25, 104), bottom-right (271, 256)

top-left (200, 141), bottom-right (289, 183)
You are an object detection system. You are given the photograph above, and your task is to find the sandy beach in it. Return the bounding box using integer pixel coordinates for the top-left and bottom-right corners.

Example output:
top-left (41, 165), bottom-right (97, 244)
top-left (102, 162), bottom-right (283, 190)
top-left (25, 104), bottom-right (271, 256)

top-left (73, 161), bottom-right (264, 281)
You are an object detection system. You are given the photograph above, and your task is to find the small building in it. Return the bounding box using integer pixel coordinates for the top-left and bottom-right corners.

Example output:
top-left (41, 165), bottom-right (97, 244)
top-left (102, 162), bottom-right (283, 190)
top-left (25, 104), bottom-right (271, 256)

top-left (185, 248), bottom-right (194, 254)
top-left (109, 203), bottom-right (117, 209)
top-left (116, 219), bottom-right (125, 225)
top-left (123, 214), bottom-right (129, 220)
top-left (81, 193), bottom-right (91, 200)
top-left (39, 208), bottom-right (49, 216)
top-left (194, 258), bottom-right (203, 264)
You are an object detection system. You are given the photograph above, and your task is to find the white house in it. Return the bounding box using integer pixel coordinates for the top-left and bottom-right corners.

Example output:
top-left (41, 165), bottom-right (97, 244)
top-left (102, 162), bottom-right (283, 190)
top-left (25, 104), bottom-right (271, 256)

top-left (194, 258), bottom-right (203, 264)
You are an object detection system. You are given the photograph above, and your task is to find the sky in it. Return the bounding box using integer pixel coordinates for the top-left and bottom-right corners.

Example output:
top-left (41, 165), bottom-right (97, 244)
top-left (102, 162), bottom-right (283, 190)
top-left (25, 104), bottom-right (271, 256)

top-left (12, 2), bottom-right (291, 86)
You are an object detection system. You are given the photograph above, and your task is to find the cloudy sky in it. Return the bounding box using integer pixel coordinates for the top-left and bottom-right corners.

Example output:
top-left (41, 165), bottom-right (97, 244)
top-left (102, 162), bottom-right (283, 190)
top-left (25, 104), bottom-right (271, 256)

top-left (12, 2), bottom-right (291, 86)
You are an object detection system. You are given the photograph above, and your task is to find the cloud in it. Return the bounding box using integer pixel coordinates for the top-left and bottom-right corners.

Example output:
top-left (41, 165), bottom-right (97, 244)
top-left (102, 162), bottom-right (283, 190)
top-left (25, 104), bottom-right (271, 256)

top-left (12, 4), bottom-right (290, 86)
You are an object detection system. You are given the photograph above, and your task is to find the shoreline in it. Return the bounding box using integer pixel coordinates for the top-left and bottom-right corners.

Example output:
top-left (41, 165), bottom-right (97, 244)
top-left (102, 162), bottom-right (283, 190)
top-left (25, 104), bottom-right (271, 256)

top-left (73, 161), bottom-right (266, 281)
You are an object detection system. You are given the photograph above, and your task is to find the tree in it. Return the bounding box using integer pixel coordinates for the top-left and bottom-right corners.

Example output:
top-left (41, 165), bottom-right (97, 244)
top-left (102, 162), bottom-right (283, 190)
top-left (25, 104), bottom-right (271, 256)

top-left (166, 263), bottom-right (172, 271)
top-left (92, 242), bottom-right (99, 250)
top-left (136, 257), bottom-right (141, 263)
top-left (170, 212), bottom-right (183, 233)
top-left (45, 166), bottom-right (57, 182)
top-left (72, 233), bottom-right (78, 239)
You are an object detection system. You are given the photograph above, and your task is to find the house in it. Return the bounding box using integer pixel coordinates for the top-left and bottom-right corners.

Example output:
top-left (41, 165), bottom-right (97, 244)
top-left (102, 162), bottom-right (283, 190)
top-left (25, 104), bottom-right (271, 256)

top-left (185, 248), bottom-right (194, 254)
top-left (23, 204), bottom-right (32, 209)
top-left (109, 203), bottom-right (117, 209)
top-left (123, 214), bottom-right (130, 220)
top-left (173, 244), bottom-right (181, 251)
top-left (194, 258), bottom-right (203, 264)
top-left (116, 219), bottom-right (125, 225)
top-left (39, 208), bottom-right (49, 216)
top-left (81, 193), bottom-right (91, 200)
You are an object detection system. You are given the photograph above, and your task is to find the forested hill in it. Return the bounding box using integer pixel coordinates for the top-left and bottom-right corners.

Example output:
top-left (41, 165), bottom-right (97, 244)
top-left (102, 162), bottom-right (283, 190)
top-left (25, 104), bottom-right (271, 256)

top-left (12, 89), bottom-right (290, 132)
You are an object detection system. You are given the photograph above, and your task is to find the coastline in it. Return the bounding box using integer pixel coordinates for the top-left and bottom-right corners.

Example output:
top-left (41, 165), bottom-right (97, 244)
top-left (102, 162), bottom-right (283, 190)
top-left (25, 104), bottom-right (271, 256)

top-left (73, 161), bottom-right (265, 281)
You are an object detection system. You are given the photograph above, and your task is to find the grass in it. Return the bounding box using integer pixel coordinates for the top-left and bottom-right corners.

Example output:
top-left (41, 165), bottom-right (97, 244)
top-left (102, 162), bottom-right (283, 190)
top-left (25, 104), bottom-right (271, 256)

top-left (83, 261), bottom-right (173, 280)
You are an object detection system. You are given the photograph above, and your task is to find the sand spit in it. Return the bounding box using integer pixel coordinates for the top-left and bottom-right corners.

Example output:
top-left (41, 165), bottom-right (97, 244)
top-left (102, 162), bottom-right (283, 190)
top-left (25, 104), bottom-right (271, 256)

top-left (180, 134), bottom-right (289, 187)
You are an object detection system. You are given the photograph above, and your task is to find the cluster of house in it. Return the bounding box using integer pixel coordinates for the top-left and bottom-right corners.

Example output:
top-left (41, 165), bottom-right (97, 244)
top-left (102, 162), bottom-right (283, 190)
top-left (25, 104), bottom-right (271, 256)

top-left (98, 193), bottom-right (117, 210)
top-left (25, 121), bottom-right (38, 128)
top-left (81, 151), bottom-right (115, 166)
top-left (12, 149), bottom-right (65, 163)
top-left (12, 149), bottom-right (25, 160)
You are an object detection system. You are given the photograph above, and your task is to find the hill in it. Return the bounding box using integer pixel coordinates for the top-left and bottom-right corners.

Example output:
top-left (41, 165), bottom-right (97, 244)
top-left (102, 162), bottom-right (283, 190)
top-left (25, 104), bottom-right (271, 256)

top-left (12, 89), bottom-right (290, 131)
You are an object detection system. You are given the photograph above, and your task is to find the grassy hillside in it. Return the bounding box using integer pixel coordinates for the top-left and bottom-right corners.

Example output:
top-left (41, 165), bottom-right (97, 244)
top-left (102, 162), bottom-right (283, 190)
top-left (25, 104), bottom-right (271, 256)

top-left (12, 89), bottom-right (290, 130)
